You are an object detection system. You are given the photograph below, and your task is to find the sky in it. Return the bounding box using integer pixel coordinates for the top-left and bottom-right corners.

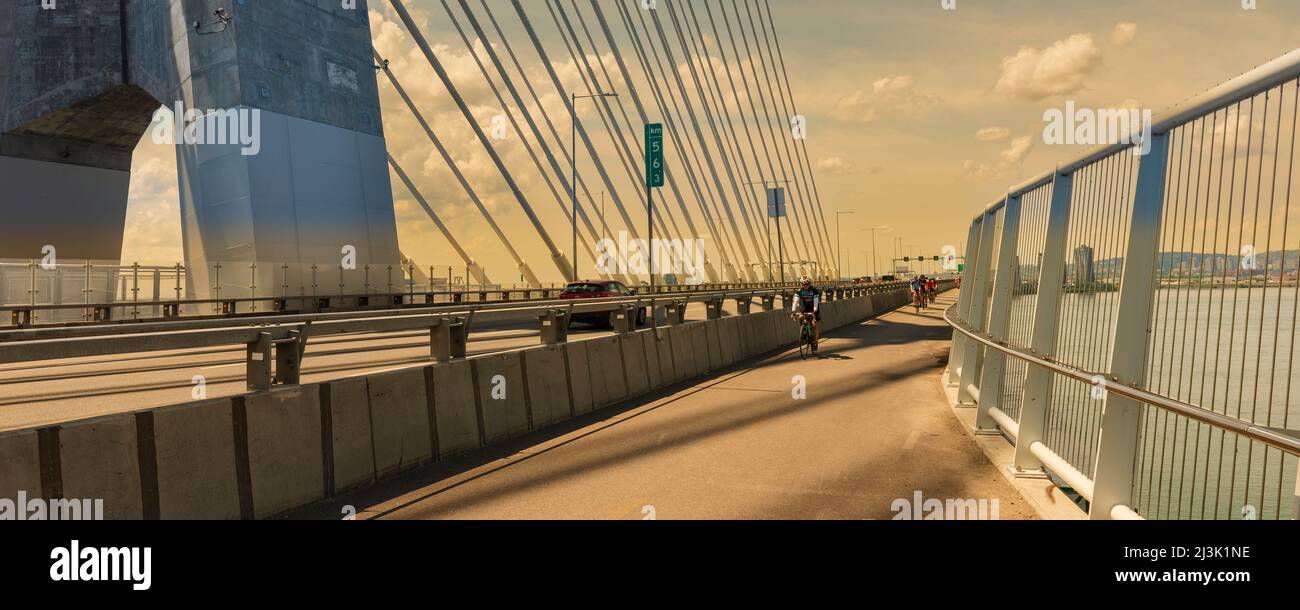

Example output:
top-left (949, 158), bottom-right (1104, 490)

top-left (121, 0), bottom-right (1300, 284)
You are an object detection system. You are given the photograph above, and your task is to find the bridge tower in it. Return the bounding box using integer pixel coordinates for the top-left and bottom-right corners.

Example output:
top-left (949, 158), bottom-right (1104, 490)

top-left (0, 0), bottom-right (400, 300)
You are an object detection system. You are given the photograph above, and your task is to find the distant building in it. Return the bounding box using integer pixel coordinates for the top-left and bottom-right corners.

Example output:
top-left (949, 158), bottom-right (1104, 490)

top-left (1073, 245), bottom-right (1096, 285)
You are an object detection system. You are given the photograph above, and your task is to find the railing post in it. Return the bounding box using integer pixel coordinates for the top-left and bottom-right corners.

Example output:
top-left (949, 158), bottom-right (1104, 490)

top-left (612, 305), bottom-right (637, 334)
top-left (538, 310), bottom-right (569, 345)
top-left (1012, 171), bottom-right (1074, 475)
top-left (1090, 133), bottom-right (1170, 520)
top-left (245, 332), bottom-right (273, 392)
top-left (431, 317), bottom-right (468, 362)
top-left (947, 222), bottom-right (982, 387)
top-left (957, 208), bottom-right (999, 405)
top-left (975, 194), bottom-right (1023, 432)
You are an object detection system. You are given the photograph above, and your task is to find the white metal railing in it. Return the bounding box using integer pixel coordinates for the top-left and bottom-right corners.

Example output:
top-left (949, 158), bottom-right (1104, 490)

top-left (946, 48), bottom-right (1300, 520)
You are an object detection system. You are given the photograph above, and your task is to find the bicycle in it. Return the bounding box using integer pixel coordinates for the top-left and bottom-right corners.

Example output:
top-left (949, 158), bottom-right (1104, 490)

top-left (796, 312), bottom-right (818, 359)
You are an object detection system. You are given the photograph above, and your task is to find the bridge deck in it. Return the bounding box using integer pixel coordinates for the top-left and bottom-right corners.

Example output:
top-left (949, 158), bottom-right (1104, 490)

top-left (294, 291), bottom-right (1037, 520)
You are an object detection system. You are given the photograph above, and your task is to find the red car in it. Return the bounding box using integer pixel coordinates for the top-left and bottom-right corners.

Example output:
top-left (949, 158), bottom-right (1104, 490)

top-left (558, 280), bottom-right (647, 327)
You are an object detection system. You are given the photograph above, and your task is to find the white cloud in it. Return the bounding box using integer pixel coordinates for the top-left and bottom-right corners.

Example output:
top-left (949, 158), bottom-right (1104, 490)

top-left (1111, 22), bottom-right (1138, 47)
top-left (963, 135), bottom-right (1034, 179)
top-left (975, 127), bottom-right (1010, 141)
top-left (995, 34), bottom-right (1103, 101)
top-left (833, 75), bottom-right (939, 123)
top-left (817, 157), bottom-right (853, 175)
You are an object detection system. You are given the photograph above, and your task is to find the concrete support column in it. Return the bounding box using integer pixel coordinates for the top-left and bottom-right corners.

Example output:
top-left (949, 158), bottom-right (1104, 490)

top-left (735, 298), bottom-right (752, 315)
top-left (1090, 133), bottom-right (1170, 520)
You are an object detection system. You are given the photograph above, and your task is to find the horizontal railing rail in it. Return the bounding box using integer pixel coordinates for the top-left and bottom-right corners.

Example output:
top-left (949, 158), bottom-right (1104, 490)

top-left (946, 306), bottom-right (1300, 456)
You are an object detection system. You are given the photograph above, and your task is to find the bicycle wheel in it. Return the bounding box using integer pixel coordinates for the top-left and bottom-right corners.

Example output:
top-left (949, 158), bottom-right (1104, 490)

top-left (798, 325), bottom-right (812, 360)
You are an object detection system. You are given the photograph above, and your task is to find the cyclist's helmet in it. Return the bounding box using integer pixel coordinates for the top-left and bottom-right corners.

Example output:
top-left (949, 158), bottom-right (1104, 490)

top-left (800, 275), bottom-right (812, 287)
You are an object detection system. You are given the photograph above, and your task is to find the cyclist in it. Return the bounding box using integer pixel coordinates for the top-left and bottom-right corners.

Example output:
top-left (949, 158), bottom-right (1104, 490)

top-left (791, 275), bottom-right (821, 348)
top-left (910, 275), bottom-right (926, 310)
top-left (927, 277), bottom-right (938, 304)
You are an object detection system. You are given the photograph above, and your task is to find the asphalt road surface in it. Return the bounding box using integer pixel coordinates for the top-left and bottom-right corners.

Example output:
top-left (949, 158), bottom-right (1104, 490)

top-left (291, 291), bottom-right (1037, 520)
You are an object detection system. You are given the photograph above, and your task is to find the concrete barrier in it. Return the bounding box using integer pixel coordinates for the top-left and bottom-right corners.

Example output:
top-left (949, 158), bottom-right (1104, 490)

top-left (521, 344), bottom-right (572, 428)
top-left (152, 398), bottom-right (242, 520)
top-left (741, 312), bottom-right (766, 356)
top-left (244, 386), bottom-right (325, 519)
top-left (566, 340), bottom-right (596, 415)
top-left (669, 323), bottom-right (699, 379)
top-left (0, 430), bottom-right (40, 504)
top-left (689, 322), bottom-right (710, 374)
top-left (585, 335), bottom-right (628, 408)
top-left (473, 352), bottom-right (529, 444)
top-left (6, 285), bottom-right (920, 520)
top-left (322, 376), bottom-right (376, 493)
top-left (704, 320), bottom-right (723, 371)
top-left (59, 413), bottom-right (142, 520)
top-left (780, 309), bottom-right (797, 343)
top-left (620, 330), bottom-right (651, 396)
top-left (640, 328), bottom-right (666, 390)
top-left (655, 327), bottom-right (680, 384)
top-left (717, 316), bottom-right (741, 365)
top-left (431, 360), bottom-right (481, 458)
top-left (367, 368), bottom-right (433, 477)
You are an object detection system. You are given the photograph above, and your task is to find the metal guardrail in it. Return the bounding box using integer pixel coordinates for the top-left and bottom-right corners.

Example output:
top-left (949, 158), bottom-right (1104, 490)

top-left (0, 275), bottom-right (858, 329)
top-left (1, 281), bottom-right (909, 392)
top-left (946, 48), bottom-right (1300, 520)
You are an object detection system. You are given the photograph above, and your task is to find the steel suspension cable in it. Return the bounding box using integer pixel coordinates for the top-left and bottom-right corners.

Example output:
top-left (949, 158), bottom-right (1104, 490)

top-left (387, 152), bottom-right (492, 286)
top-left (545, 1), bottom-right (679, 246)
top-left (626, 0), bottom-right (758, 281)
top-left (757, 0), bottom-right (838, 267)
top-left (584, 0), bottom-right (726, 282)
top-left (612, 0), bottom-right (748, 282)
top-left (684, 0), bottom-right (811, 268)
top-left (437, 0), bottom-right (607, 281)
top-left (739, 0), bottom-right (831, 271)
top-left (374, 50), bottom-right (538, 286)
top-left (387, 0), bottom-right (570, 280)
top-left (661, 0), bottom-right (770, 269)
top-left (727, 0), bottom-right (822, 275)
top-left (445, 0), bottom-right (621, 282)
top-left (510, 0), bottom-right (655, 281)
top-left (647, 2), bottom-right (761, 278)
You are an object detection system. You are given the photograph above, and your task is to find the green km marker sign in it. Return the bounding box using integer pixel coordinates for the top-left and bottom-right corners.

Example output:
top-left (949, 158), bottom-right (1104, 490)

top-left (645, 123), bottom-right (664, 188)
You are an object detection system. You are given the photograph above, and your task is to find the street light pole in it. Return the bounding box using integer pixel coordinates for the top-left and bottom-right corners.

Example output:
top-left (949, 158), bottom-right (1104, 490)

top-left (862, 226), bottom-right (890, 279)
top-left (835, 211), bottom-right (854, 281)
top-left (571, 91), bottom-right (618, 284)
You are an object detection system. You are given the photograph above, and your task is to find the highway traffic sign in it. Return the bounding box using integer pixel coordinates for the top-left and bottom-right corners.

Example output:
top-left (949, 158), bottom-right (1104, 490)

top-left (767, 187), bottom-right (787, 218)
